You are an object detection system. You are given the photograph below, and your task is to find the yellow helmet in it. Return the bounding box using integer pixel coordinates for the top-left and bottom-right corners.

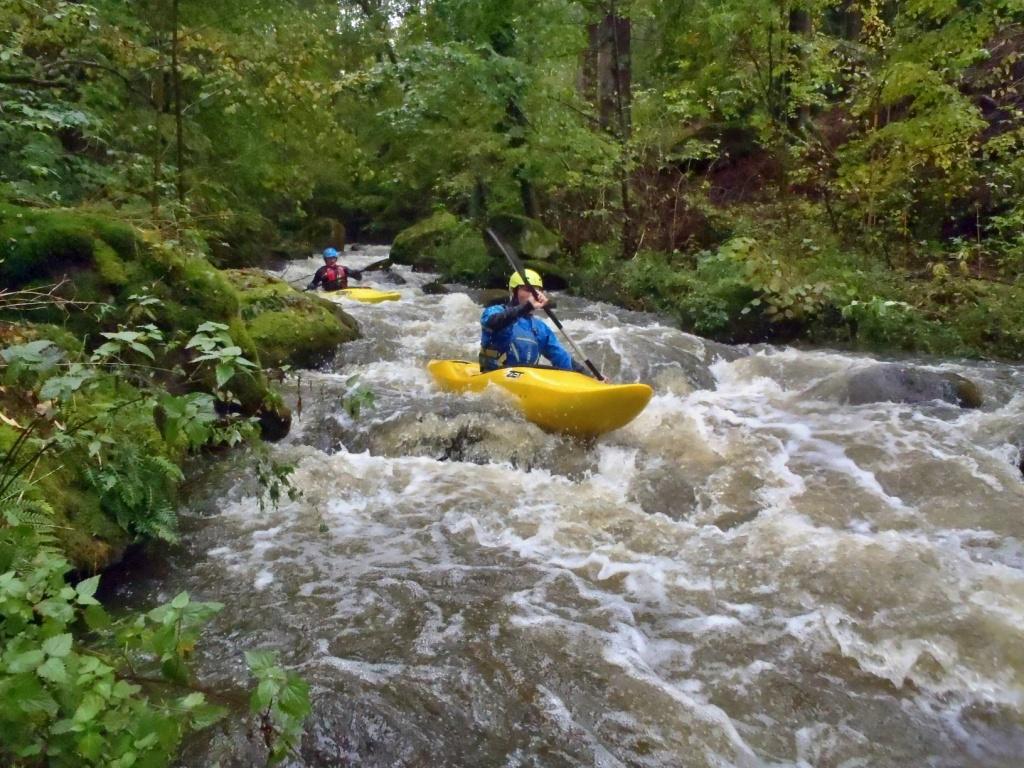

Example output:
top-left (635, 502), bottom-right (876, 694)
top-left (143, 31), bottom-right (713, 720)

top-left (508, 269), bottom-right (543, 291)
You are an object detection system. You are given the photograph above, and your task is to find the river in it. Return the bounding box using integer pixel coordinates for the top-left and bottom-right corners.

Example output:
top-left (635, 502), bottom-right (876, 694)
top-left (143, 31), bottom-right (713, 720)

top-left (112, 246), bottom-right (1024, 767)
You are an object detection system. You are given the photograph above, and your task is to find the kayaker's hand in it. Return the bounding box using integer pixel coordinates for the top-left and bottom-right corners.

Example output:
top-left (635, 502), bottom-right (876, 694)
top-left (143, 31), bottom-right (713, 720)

top-left (527, 291), bottom-right (549, 310)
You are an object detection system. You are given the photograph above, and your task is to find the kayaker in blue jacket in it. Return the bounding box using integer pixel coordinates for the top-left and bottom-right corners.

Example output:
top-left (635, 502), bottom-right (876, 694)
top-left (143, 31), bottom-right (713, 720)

top-left (480, 269), bottom-right (588, 374)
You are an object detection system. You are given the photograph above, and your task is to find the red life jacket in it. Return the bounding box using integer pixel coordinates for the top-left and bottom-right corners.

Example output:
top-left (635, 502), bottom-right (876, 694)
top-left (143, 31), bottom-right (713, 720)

top-left (323, 265), bottom-right (347, 290)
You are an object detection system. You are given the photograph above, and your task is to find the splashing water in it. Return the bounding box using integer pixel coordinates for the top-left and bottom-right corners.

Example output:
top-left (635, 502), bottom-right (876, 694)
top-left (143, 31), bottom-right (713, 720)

top-left (113, 246), bottom-right (1024, 767)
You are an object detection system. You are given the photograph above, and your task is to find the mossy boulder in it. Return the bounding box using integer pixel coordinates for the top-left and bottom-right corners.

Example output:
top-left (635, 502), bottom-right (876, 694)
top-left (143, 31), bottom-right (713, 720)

top-left (297, 216), bottom-right (346, 251)
top-left (390, 211), bottom-right (461, 269)
top-left (390, 211), bottom-right (498, 285)
top-left (487, 214), bottom-right (561, 261)
top-left (0, 206), bottom-right (238, 330)
top-left (225, 269), bottom-right (360, 369)
top-left (206, 210), bottom-right (277, 268)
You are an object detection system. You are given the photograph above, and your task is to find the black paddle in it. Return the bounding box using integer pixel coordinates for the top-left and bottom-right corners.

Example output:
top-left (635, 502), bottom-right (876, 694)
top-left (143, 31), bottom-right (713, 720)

top-left (485, 227), bottom-right (605, 381)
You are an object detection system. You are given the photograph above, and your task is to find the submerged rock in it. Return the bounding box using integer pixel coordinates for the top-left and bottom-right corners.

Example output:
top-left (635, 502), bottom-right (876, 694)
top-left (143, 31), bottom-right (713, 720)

top-left (844, 364), bottom-right (983, 408)
top-left (473, 288), bottom-right (509, 307)
top-left (369, 412), bottom-right (553, 468)
top-left (373, 268), bottom-right (407, 285)
top-left (421, 280), bottom-right (450, 295)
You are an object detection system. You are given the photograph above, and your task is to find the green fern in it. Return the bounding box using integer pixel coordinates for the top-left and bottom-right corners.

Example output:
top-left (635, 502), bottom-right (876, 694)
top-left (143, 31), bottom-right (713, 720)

top-left (82, 446), bottom-right (184, 542)
top-left (0, 474), bottom-right (56, 533)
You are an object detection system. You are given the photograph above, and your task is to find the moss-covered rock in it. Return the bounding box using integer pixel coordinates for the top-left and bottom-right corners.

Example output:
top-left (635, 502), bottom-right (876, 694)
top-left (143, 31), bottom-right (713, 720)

top-left (206, 210), bottom-right (277, 268)
top-left (225, 269), bottom-right (360, 369)
top-left (390, 210), bottom-right (461, 269)
top-left (487, 214), bottom-right (561, 261)
top-left (390, 211), bottom-right (499, 286)
top-left (0, 206), bottom-right (356, 569)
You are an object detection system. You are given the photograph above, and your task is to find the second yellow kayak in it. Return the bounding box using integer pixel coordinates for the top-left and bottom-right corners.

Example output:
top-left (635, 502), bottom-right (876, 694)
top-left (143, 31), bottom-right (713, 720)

top-left (427, 360), bottom-right (653, 438)
top-left (323, 287), bottom-right (401, 304)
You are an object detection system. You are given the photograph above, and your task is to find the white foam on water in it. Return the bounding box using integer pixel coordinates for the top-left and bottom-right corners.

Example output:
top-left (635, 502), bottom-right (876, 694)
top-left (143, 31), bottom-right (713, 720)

top-left (158, 258), bottom-right (1024, 766)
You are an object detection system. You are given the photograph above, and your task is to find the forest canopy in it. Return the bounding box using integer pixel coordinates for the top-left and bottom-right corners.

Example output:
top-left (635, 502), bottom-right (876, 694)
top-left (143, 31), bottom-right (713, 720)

top-left (3, 0), bottom-right (1024, 353)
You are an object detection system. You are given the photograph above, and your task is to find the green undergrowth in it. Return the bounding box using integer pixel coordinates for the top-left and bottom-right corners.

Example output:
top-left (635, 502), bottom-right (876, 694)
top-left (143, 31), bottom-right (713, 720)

top-left (0, 204), bottom-right (356, 570)
top-left (1, 206), bottom-right (319, 765)
top-left (567, 207), bottom-right (1024, 360)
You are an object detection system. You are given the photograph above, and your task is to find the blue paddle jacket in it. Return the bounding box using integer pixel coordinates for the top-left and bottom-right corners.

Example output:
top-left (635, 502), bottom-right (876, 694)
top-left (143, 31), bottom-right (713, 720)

top-left (479, 302), bottom-right (577, 372)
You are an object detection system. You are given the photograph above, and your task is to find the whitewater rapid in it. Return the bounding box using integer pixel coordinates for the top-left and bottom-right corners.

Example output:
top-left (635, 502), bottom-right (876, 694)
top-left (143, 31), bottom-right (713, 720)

top-left (114, 246), bottom-right (1024, 767)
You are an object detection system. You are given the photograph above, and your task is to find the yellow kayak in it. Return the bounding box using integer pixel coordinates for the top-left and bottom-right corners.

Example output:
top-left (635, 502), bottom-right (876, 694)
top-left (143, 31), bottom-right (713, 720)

top-left (322, 287), bottom-right (401, 304)
top-left (427, 360), bottom-right (653, 438)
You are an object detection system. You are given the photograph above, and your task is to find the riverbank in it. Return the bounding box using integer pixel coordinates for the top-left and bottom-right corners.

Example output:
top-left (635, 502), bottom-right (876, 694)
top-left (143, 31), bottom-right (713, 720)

top-left (0, 204), bottom-right (359, 570)
top-left (388, 208), bottom-right (1024, 363)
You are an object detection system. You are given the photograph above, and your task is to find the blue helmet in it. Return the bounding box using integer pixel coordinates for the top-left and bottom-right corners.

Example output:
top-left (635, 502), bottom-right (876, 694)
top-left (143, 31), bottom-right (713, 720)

top-left (323, 247), bottom-right (340, 260)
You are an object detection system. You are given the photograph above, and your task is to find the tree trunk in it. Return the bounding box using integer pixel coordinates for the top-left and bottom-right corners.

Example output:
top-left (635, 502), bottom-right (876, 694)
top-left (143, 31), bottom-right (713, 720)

top-left (151, 55), bottom-right (165, 217)
top-left (787, 4), bottom-right (811, 134)
top-left (492, 25), bottom-right (539, 220)
top-left (171, 0), bottom-right (185, 206)
top-left (588, 10), bottom-right (630, 135)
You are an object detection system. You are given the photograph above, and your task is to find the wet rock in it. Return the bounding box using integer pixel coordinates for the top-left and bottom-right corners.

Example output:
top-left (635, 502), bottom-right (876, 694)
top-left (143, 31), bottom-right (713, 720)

top-left (844, 364), bottom-right (983, 408)
top-left (629, 462), bottom-right (697, 520)
top-left (373, 268), bottom-right (407, 285)
top-left (369, 412), bottom-right (553, 468)
top-left (486, 213), bottom-right (561, 261)
top-left (258, 404), bottom-right (292, 442)
top-left (473, 288), bottom-right (510, 307)
top-left (421, 280), bottom-right (450, 295)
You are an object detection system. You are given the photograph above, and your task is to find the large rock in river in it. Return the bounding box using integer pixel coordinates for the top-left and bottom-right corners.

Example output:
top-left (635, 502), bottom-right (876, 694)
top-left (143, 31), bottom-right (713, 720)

top-left (225, 269), bottom-right (360, 369)
top-left (844, 364), bottom-right (982, 408)
top-left (390, 211), bottom-right (494, 284)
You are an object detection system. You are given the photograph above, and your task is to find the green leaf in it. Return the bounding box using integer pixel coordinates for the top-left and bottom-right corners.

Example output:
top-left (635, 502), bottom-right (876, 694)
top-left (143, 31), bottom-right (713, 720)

top-left (43, 632), bottom-right (74, 658)
top-left (129, 341), bottom-right (155, 360)
top-left (181, 692), bottom-right (205, 709)
top-left (50, 718), bottom-right (79, 735)
top-left (244, 649), bottom-right (278, 675)
top-left (84, 604), bottom-right (111, 630)
top-left (191, 703), bottom-right (227, 729)
top-left (73, 693), bottom-right (104, 723)
top-left (195, 321), bottom-right (229, 333)
top-left (278, 676), bottom-right (311, 719)
top-left (17, 743), bottom-right (43, 758)
top-left (37, 656), bottom-right (68, 684)
top-left (9, 649), bottom-right (46, 673)
top-left (78, 731), bottom-right (105, 762)
top-left (36, 596), bottom-right (75, 622)
top-left (215, 362), bottom-right (234, 389)
top-left (150, 623), bottom-right (178, 658)
top-left (160, 655), bottom-right (189, 685)
top-left (9, 673), bottom-right (59, 716)
top-left (40, 372), bottom-right (92, 401)
top-left (76, 575), bottom-right (101, 605)
top-left (133, 732), bottom-right (158, 750)
top-left (112, 680), bottom-right (142, 698)
top-left (170, 591), bottom-right (190, 609)
top-left (252, 677), bottom-right (277, 713)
